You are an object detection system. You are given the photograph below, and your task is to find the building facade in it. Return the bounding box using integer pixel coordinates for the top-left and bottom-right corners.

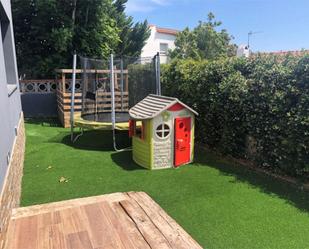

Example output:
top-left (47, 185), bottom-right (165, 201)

top-left (0, 0), bottom-right (25, 248)
top-left (141, 25), bottom-right (178, 64)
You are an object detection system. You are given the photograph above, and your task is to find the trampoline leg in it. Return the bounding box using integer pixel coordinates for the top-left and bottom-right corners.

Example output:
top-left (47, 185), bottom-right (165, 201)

top-left (73, 128), bottom-right (84, 143)
top-left (112, 129), bottom-right (132, 152)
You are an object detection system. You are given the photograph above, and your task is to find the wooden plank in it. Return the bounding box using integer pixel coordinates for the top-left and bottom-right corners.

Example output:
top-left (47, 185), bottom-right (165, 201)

top-left (60, 97), bottom-right (129, 105)
top-left (13, 215), bottom-right (38, 249)
top-left (125, 74), bottom-right (129, 92)
top-left (61, 103), bottom-right (128, 111)
top-left (59, 91), bottom-right (127, 98)
top-left (55, 69), bottom-right (128, 74)
top-left (11, 193), bottom-right (128, 219)
top-left (114, 71), bottom-right (119, 90)
top-left (61, 99), bottom-right (83, 104)
top-left (60, 207), bottom-right (87, 236)
top-left (58, 105), bottom-right (82, 112)
top-left (4, 219), bottom-right (16, 249)
top-left (37, 212), bottom-right (53, 228)
top-left (6, 192), bottom-right (202, 249)
top-left (119, 200), bottom-right (172, 249)
top-left (82, 203), bottom-right (124, 249)
top-left (111, 202), bottom-right (151, 249)
top-left (56, 90), bottom-right (82, 97)
top-left (98, 202), bottom-right (136, 249)
top-left (38, 224), bottom-right (67, 249)
top-left (61, 73), bottom-right (66, 93)
top-left (128, 192), bottom-right (202, 249)
top-left (129, 192), bottom-right (203, 249)
top-left (53, 211), bottom-right (62, 224)
top-left (83, 103), bottom-right (129, 108)
top-left (66, 231), bottom-right (93, 249)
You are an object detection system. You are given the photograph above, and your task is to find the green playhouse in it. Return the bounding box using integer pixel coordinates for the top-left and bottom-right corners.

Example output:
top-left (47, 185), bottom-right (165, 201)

top-left (129, 95), bottom-right (198, 170)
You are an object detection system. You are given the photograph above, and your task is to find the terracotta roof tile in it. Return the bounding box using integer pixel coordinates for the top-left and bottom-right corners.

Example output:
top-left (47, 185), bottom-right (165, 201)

top-left (149, 25), bottom-right (179, 35)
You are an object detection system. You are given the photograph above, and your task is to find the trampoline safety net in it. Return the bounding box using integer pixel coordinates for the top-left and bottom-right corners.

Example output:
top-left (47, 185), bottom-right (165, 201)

top-left (79, 55), bottom-right (159, 123)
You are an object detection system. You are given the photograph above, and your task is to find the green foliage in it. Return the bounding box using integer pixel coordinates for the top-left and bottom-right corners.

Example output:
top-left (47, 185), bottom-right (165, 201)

top-left (170, 13), bottom-right (236, 60)
top-left (12, 0), bottom-right (150, 78)
top-left (113, 0), bottom-right (150, 57)
top-left (72, 0), bottom-right (120, 58)
top-left (162, 54), bottom-right (309, 179)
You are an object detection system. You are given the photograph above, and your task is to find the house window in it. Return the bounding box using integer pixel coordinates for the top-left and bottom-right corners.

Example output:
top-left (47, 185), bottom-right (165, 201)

top-left (156, 123), bottom-right (170, 139)
top-left (160, 43), bottom-right (168, 55)
top-left (0, 4), bottom-right (17, 88)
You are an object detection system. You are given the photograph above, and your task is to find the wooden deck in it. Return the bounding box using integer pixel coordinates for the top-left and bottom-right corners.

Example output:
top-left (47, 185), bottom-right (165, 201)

top-left (5, 192), bottom-right (202, 249)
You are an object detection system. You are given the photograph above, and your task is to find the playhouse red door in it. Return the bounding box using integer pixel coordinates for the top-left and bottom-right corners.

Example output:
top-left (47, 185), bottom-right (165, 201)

top-left (174, 117), bottom-right (191, 167)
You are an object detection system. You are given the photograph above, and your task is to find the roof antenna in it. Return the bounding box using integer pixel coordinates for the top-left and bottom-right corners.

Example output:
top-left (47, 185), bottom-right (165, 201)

top-left (247, 31), bottom-right (263, 49)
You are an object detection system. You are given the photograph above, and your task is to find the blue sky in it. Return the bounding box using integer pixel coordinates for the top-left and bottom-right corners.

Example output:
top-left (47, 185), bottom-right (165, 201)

top-left (126, 0), bottom-right (309, 52)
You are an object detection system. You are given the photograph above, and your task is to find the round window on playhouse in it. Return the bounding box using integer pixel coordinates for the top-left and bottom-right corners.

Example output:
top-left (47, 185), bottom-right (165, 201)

top-left (156, 124), bottom-right (170, 139)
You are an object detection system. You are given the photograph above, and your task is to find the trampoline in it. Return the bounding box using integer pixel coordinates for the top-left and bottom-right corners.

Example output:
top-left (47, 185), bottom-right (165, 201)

top-left (74, 112), bottom-right (133, 131)
top-left (70, 53), bottom-right (160, 150)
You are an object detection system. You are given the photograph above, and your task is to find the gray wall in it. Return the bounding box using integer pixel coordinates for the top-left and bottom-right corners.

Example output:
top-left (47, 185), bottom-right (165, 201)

top-left (0, 0), bottom-right (22, 190)
top-left (21, 93), bottom-right (58, 117)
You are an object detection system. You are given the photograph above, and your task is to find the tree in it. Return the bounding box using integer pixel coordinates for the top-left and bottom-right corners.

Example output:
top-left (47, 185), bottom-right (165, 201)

top-left (113, 0), bottom-right (150, 57)
top-left (72, 0), bottom-right (120, 58)
top-left (170, 13), bottom-right (236, 60)
top-left (12, 0), bottom-right (74, 78)
top-left (12, 0), bottom-right (150, 78)
top-left (170, 28), bottom-right (200, 59)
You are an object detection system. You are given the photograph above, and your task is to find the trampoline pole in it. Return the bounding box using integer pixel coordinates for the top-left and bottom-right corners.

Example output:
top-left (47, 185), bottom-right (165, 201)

top-left (110, 54), bottom-right (115, 130)
top-left (120, 58), bottom-right (124, 111)
top-left (110, 54), bottom-right (117, 151)
top-left (110, 54), bottom-right (132, 152)
top-left (156, 52), bottom-right (161, 95)
top-left (70, 53), bottom-right (77, 142)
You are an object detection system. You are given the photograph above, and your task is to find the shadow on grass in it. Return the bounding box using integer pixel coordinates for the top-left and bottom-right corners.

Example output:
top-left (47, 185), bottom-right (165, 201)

top-left (59, 130), bottom-right (131, 152)
top-left (111, 151), bottom-right (144, 171)
top-left (195, 148), bottom-right (309, 213)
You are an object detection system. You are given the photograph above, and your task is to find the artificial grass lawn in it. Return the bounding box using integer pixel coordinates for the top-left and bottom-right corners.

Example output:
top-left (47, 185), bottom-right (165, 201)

top-left (22, 120), bottom-right (309, 249)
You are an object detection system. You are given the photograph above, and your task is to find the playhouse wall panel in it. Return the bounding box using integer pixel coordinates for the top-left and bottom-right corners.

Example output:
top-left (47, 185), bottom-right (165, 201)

top-left (152, 109), bottom-right (195, 169)
top-left (153, 140), bottom-right (171, 169)
top-left (133, 138), bottom-right (152, 168)
top-left (132, 120), bottom-right (153, 169)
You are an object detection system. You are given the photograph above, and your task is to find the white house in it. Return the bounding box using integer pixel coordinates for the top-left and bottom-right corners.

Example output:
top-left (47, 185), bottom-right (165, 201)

top-left (236, 44), bottom-right (250, 58)
top-left (141, 25), bottom-right (178, 63)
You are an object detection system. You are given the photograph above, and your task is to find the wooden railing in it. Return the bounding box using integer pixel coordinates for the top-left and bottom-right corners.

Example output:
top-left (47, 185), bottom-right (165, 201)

top-left (55, 69), bottom-right (129, 127)
top-left (19, 69), bottom-right (130, 127)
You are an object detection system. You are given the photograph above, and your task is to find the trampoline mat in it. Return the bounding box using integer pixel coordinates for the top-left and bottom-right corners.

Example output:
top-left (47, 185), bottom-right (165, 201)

top-left (81, 112), bottom-right (130, 123)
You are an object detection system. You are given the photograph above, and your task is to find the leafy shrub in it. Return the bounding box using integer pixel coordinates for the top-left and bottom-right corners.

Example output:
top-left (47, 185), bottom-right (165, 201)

top-left (162, 54), bottom-right (309, 179)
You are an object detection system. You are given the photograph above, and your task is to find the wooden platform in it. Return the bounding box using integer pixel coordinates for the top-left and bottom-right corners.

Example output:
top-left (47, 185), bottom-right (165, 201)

top-left (5, 192), bottom-right (202, 249)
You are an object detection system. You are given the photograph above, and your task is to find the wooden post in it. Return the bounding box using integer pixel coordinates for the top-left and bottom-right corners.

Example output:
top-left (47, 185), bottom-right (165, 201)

top-left (114, 66), bottom-right (119, 91)
top-left (61, 72), bottom-right (66, 93)
top-left (70, 54), bottom-right (77, 141)
top-left (125, 73), bottom-right (129, 93)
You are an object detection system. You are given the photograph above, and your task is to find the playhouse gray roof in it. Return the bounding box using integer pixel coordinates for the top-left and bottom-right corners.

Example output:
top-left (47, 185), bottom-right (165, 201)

top-left (129, 94), bottom-right (198, 120)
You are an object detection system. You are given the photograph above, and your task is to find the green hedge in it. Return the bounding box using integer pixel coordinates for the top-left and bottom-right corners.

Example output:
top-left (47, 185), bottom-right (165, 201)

top-left (162, 54), bottom-right (309, 179)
